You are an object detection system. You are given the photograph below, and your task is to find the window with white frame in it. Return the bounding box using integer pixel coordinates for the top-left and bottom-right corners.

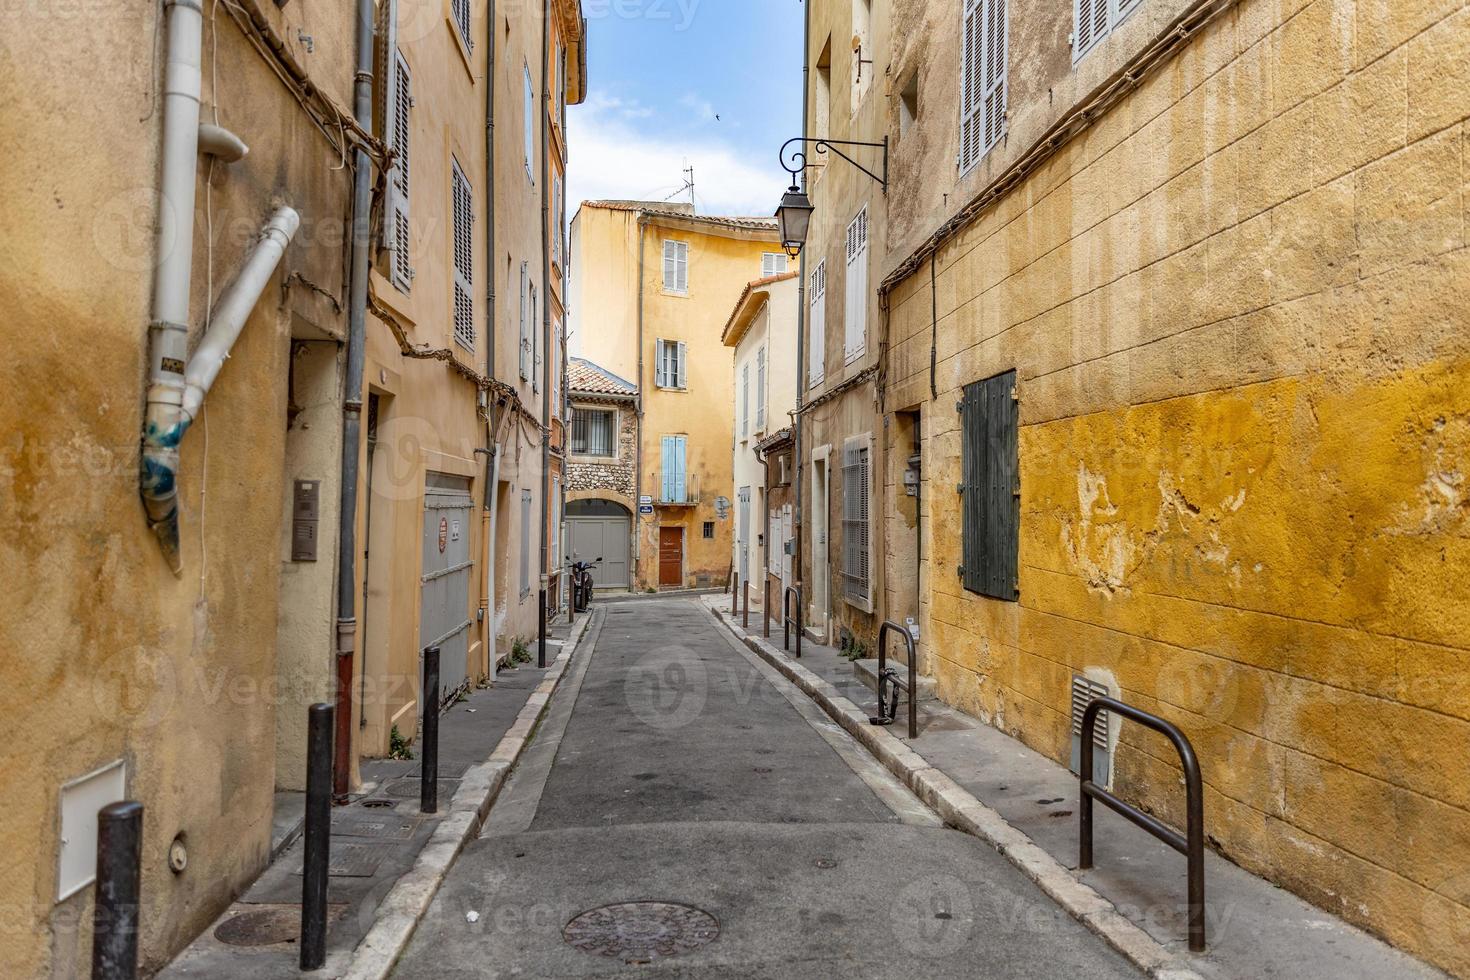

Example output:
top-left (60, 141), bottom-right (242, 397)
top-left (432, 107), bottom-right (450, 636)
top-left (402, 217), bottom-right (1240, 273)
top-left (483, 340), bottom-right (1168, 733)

top-left (809, 260), bottom-right (826, 387)
top-left (844, 207), bottom-right (868, 361)
top-left (654, 338), bottom-right (687, 389)
top-left (524, 65), bottom-right (536, 181)
top-left (451, 0), bottom-right (472, 51)
top-left (450, 158), bottom-right (474, 351)
top-left (1074, 0), bottom-right (1143, 63)
top-left (960, 0), bottom-right (1007, 174)
top-left (761, 252), bottom-right (788, 278)
top-left (755, 346), bottom-right (766, 431)
top-left (662, 240), bottom-right (689, 293)
top-left (841, 435), bottom-right (871, 605)
top-left (571, 407), bottom-right (616, 457)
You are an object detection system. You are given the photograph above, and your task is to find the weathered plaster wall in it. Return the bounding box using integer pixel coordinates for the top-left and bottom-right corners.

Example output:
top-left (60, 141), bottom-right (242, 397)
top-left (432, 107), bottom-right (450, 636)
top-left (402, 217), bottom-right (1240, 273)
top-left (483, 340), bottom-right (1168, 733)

top-left (0, 0), bottom-right (355, 972)
top-left (883, 0), bottom-right (1470, 970)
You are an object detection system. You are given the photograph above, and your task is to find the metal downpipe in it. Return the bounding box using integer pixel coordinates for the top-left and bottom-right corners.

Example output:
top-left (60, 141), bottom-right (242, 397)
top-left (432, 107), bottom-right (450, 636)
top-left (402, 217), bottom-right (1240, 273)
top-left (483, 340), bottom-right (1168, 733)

top-left (333, 0), bottom-right (376, 801)
top-left (537, 0), bottom-right (551, 663)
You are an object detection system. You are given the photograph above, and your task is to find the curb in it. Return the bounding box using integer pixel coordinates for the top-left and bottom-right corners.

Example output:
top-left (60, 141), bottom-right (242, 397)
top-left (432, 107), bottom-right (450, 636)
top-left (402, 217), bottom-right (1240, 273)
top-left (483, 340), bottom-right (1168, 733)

top-left (708, 603), bottom-right (1205, 980)
top-left (340, 612), bottom-right (595, 980)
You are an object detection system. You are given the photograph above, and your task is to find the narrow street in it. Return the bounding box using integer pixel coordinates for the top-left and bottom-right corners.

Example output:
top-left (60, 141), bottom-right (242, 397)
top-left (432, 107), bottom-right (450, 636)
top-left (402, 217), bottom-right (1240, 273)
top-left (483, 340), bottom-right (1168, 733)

top-left (392, 598), bottom-right (1139, 978)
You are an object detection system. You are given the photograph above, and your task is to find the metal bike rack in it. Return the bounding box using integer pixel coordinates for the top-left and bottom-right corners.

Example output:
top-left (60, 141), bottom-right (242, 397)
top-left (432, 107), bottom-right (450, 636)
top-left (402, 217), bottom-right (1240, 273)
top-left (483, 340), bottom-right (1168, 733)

top-left (782, 585), bottom-right (802, 658)
top-left (1079, 697), bottom-right (1206, 952)
top-left (868, 620), bottom-right (917, 739)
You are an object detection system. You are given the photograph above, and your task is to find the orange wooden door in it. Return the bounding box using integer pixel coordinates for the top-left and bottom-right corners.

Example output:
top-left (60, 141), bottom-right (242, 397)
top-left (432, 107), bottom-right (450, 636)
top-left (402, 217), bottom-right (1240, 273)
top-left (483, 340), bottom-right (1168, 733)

top-left (658, 527), bottom-right (684, 587)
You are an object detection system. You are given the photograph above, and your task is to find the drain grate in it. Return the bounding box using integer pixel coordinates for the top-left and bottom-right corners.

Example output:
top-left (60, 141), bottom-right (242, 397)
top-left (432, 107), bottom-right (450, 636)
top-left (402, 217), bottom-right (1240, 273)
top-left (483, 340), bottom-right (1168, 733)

top-left (384, 778), bottom-right (459, 799)
top-left (292, 841), bottom-right (393, 877)
top-left (563, 902), bottom-right (719, 963)
top-left (359, 798), bottom-right (397, 810)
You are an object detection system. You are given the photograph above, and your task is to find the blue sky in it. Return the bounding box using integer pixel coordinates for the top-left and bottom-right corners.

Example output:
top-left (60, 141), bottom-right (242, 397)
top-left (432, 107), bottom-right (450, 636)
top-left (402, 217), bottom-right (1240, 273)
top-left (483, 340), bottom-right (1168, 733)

top-left (568, 0), bottom-right (804, 217)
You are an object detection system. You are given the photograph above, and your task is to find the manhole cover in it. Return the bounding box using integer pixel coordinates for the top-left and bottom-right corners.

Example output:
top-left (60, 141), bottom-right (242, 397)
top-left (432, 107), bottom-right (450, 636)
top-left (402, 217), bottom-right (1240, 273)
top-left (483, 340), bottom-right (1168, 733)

top-left (359, 798), bottom-right (396, 809)
top-left (213, 904), bottom-right (346, 947)
top-left (385, 778), bottom-right (459, 799)
top-left (332, 811), bottom-right (420, 840)
top-left (563, 902), bottom-right (719, 962)
top-left (292, 841), bottom-right (393, 877)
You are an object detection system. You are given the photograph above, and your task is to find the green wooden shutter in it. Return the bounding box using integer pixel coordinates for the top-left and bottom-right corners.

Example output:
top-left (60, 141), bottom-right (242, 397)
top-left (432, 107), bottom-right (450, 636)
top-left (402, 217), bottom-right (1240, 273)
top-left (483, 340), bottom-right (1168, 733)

top-left (960, 370), bottom-right (1018, 599)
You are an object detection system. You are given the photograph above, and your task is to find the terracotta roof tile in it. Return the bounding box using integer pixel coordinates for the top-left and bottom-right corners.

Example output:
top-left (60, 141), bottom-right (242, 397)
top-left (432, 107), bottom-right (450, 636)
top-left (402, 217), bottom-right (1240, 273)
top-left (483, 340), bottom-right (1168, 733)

top-left (568, 357), bottom-right (638, 398)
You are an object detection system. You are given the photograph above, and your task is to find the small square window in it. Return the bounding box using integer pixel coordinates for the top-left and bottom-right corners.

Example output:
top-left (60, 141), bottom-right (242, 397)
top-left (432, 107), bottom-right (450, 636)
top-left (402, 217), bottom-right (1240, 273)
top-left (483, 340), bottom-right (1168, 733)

top-left (703, 521), bottom-right (716, 539)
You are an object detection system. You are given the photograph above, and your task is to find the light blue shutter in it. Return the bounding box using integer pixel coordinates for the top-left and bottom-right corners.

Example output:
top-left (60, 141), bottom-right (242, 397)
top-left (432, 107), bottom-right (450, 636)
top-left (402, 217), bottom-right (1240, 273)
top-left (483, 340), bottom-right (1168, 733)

top-left (674, 437), bottom-right (687, 502)
top-left (661, 436), bottom-right (675, 501)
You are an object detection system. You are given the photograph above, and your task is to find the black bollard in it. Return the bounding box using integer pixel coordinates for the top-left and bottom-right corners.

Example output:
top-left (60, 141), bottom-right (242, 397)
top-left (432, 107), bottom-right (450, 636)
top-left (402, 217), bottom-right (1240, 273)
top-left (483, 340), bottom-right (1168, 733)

top-left (537, 589), bottom-right (547, 668)
top-left (763, 579), bottom-right (770, 638)
top-left (300, 702), bottom-right (333, 971)
top-left (743, 580), bottom-right (750, 629)
top-left (92, 800), bottom-right (142, 980)
top-left (421, 646), bottom-right (440, 815)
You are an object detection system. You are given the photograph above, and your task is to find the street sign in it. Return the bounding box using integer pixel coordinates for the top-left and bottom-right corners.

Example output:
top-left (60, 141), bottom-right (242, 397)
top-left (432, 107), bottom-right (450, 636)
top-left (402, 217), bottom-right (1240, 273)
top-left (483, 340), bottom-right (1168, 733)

top-left (638, 495), bottom-right (653, 505)
top-left (639, 504), bottom-right (654, 515)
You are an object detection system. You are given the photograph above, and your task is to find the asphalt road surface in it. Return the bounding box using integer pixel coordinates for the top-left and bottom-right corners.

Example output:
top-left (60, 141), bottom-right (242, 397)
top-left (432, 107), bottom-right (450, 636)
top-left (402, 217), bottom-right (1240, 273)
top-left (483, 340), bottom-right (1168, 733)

top-left (392, 597), bottom-right (1140, 978)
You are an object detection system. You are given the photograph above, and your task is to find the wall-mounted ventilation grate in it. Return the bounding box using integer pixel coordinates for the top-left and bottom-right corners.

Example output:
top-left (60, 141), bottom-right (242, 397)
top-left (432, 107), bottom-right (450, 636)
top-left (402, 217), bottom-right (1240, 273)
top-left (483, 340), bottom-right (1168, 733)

top-left (1069, 675), bottom-right (1112, 783)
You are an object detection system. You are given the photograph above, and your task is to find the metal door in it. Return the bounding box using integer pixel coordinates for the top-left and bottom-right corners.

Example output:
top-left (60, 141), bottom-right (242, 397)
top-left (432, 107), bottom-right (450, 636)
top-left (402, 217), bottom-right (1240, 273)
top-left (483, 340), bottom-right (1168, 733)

top-left (567, 501), bottom-right (630, 588)
top-left (737, 487), bottom-right (751, 584)
top-left (658, 526), bottom-right (684, 587)
top-left (420, 473), bottom-right (473, 711)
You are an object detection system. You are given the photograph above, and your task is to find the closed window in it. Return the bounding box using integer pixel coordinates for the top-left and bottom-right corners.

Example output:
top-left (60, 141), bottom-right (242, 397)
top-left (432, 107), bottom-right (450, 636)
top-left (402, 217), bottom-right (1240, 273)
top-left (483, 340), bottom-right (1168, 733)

top-left (1074, 0), bottom-right (1143, 63)
top-left (703, 521), bottom-right (715, 540)
top-left (809, 260), bottom-right (826, 387)
top-left (741, 362), bottom-right (750, 437)
top-left (450, 157), bottom-right (474, 351)
top-left (662, 240), bottom-right (689, 293)
top-left (552, 174), bottom-right (563, 264)
top-left (524, 66), bottom-right (536, 181)
top-left (571, 407), bottom-right (615, 457)
top-left (660, 435), bottom-right (688, 503)
top-left (762, 252), bottom-right (788, 278)
top-left (959, 370), bottom-right (1019, 600)
top-left (383, 46), bottom-right (414, 291)
top-left (960, 0), bottom-right (1007, 174)
top-left (841, 435), bottom-right (871, 605)
top-left (530, 284), bottom-right (540, 392)
top-left (654, 339), bottom-right (687, 389)
top-left (844, 207), bottom-right (868, 361)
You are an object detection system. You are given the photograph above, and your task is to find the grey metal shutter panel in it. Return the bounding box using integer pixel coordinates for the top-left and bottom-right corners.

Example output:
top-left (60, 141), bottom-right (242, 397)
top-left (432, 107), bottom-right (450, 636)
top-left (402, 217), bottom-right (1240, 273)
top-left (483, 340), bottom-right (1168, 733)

top-left (960, 369), bottom-right (1018, 599)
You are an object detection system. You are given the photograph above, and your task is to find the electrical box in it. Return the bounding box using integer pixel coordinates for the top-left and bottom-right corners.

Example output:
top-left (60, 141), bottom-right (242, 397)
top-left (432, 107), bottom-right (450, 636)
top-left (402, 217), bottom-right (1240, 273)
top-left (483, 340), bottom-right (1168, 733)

top-left (58, 760), bottom-right (126, 901)
top-left (292, 480), bottom-right (320, 561)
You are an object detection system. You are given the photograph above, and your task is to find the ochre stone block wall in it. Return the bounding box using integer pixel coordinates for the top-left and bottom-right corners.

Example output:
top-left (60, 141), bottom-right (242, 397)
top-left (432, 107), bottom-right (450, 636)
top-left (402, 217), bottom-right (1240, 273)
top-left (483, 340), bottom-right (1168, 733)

top-left (885, 0), bottom-right (1470, 971)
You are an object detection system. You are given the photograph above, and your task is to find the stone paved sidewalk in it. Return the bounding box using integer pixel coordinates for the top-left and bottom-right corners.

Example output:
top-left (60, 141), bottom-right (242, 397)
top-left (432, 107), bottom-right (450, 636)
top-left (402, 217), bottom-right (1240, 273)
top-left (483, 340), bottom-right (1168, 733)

top-left (705, 594), bottom-right (1444, 980)
top-left (161, 615), bottom-right (587, 979)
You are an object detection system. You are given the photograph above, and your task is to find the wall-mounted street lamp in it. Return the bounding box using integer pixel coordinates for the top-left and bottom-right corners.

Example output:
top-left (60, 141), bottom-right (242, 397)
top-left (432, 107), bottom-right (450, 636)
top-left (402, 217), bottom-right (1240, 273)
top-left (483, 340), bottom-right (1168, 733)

top-left (773, 136), bottom-right (888, 258)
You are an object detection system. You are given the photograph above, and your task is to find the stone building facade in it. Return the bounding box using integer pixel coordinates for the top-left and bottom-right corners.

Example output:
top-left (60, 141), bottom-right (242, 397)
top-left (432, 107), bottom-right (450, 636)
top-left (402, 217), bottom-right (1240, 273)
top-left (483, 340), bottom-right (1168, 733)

top-left (799, 0), bottom-right (1470, 972)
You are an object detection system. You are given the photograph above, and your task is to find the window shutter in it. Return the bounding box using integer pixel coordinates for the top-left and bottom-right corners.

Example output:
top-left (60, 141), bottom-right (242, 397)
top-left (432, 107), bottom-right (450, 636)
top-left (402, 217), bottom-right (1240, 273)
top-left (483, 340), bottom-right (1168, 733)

top-left (524, 67), bottom-right (536, 179)
top-left (841, 437), bottom-right (871, 602)
top-left (983, 0), bottom-right (1007, 152)
top-left (960, 370), bottom-right (1019, 599)
top-left (663, 242), bottom-right (677, 290)
top-left (676, 341), bottom-right (687, 388)
top-left (519, 262), bottom-right (530, 379)
top-left (531, 284), bottom-right (540, 392)
top-left (756, 347), bottom-right (766, 430)
top-left (844, 208), bottom-right (868, 359)
top-left (741, 363), bottom-right (749, 436)
top-left (384, 49), bottom-right (414, 291)
top-left (677, 243), bottom-right (689, 291)
top-left (520, 490), bottom-right (532, 594)
top-left (674, 437), bottom-right (687, 502)
top-left (809, 261), bottom-right (826, 386)
top-left (960, 0), bottom-right (983, 174)
top-left (654, 339), bottom-right (666, 387)
top-left (451, 0), bottom-right (472, 50)
top-left (1075, 0), bottom-right (1113, 61)
top-left (450, 159), bottom-right (474, 351)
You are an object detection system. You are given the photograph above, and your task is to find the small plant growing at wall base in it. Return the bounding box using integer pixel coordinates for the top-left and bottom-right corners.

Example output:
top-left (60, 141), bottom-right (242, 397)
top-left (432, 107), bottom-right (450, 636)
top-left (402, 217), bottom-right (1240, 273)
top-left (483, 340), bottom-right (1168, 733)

top-left (388, 725), bottom-right (414, 760)
top-left (511, 637), bottom-right (532, 665)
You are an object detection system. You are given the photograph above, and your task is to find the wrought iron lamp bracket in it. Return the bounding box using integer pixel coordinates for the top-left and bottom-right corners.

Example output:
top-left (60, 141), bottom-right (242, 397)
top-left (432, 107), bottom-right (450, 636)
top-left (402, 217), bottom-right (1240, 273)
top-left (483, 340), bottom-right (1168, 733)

top-left (779, 137), bottom-right (889, 193)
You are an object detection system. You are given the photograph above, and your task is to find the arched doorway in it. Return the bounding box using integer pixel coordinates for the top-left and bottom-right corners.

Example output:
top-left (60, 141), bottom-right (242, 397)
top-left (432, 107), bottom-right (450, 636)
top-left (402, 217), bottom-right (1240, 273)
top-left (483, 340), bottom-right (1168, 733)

top-left (566, 498), bottom-right (632, 590)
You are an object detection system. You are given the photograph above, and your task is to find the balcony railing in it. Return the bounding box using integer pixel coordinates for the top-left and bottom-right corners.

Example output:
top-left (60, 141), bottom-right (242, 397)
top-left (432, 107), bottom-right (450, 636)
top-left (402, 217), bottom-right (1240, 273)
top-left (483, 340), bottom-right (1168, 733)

top-left (650, 472), bottom-right (701, 506)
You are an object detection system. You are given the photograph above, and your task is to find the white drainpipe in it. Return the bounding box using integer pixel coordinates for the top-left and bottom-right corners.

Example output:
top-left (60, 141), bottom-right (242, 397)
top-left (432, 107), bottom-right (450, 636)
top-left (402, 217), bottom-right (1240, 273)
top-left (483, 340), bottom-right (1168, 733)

top-left (140, 0), bottom-right (294, 573)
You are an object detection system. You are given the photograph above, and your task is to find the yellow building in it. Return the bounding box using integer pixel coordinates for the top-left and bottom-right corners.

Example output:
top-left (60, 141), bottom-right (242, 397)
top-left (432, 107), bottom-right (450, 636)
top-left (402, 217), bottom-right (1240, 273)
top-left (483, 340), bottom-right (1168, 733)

top-left (570, 202), bottom-right (783, 590)
top-left (0, 0), bottom-right (369, 972)
top-left (799, 0), bottom-right (1470, 972)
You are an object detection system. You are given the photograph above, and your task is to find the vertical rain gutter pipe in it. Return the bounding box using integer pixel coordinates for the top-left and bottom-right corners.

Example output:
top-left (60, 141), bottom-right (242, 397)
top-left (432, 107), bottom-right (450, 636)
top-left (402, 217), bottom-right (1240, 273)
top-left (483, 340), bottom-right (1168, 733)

top-left (482, 0), bottom-right (500, 680)
top-left (332, 0), bottom-right (376, 801)
top-left (140, 0), bottom-right (206, 572)
top-left (633, 214), bottom-right (647, 578)
top-left (537, 0), bottom-right (551, 663)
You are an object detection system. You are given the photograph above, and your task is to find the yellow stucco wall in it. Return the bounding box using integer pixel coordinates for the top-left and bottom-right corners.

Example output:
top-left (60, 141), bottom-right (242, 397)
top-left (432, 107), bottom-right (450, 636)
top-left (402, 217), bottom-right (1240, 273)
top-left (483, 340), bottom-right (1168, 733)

top-left (0, 0), bottom-right (356, 973)
top-left (884, 0), bottom-right (1470, 971)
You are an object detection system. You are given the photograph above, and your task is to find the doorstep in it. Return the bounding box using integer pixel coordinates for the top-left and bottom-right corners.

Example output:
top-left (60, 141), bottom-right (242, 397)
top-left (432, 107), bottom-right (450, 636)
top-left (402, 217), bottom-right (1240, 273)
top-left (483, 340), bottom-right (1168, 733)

top-left (703, 594), bottom-right (1445, 980)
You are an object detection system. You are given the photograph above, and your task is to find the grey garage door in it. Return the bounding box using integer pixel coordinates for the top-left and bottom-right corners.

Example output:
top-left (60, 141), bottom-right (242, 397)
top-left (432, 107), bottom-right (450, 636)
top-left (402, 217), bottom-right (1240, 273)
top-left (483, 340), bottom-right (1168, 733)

top-left (566, 499), bottom-right (630, 590)
top-left (420, 473), bottom-right (474, 712)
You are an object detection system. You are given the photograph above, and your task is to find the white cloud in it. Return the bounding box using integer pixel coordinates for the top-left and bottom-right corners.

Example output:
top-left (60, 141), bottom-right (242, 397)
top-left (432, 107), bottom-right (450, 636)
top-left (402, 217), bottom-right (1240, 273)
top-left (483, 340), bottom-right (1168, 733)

top-left (567, 96), bottom-right (779, 218)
